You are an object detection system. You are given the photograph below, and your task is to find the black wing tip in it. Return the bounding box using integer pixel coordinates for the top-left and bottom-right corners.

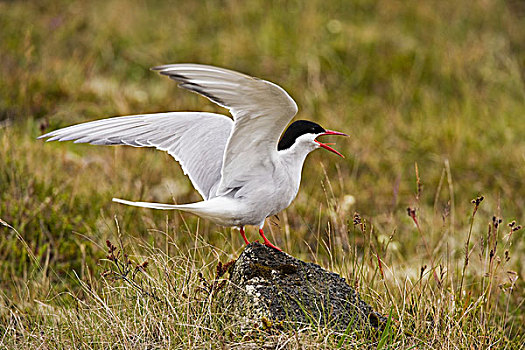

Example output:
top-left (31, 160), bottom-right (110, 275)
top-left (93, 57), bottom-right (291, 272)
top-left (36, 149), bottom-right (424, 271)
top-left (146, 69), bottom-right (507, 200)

top-left (165, 73), bottom-right (189, 81)
top-left (151, 64), bottom-right (192, 72)
top-left (152, 67), bottom-right (189, 81)
top-left (182, 85), bottom-right (226, 107)
top-left (150, 64), bottom-right (227, 107)
top-left (150, 65), bottom-right (167, 71)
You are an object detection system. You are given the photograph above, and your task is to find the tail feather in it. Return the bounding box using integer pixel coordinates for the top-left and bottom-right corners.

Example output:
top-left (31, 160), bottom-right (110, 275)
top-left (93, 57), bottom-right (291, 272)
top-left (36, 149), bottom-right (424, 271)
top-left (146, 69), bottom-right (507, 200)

top-left (112, 198), bottom-right (185, 210)
top-left (112, 196), bottom-right (240, 227)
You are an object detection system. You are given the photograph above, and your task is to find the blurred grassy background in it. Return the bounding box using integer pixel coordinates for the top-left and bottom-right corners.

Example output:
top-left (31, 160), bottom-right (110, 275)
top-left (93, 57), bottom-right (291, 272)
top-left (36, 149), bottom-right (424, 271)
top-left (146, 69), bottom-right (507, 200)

top-left (1, 0), bottom-right (525, 347)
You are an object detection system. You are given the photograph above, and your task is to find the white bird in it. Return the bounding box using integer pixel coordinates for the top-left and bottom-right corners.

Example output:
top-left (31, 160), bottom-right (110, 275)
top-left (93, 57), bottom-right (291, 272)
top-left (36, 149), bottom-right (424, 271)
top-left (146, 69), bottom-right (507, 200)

top-left (39, 64), bottom-right (347, 251)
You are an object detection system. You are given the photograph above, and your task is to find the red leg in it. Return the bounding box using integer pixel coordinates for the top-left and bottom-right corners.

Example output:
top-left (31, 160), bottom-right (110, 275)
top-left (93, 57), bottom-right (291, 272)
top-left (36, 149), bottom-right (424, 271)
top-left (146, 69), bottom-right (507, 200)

top-left (258, 229), bottom-right (282, 251)
top-left (240, 227), bottom-right (250, 245)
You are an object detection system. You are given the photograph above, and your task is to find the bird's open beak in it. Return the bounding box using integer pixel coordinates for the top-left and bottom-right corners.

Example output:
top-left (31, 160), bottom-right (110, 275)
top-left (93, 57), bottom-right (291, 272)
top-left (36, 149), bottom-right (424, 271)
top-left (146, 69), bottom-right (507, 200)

top-left (315, 130), bottom-right (348, 158)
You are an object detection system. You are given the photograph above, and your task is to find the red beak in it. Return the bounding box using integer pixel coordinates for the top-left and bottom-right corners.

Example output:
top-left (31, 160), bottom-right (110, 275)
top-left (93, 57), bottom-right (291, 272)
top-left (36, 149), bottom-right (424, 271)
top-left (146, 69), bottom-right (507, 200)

top-left (315, 130), bottom-right (348, 158)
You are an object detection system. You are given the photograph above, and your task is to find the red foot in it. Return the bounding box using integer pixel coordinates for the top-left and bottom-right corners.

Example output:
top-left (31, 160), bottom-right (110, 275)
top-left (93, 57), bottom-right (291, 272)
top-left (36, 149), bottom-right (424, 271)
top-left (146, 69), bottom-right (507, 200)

top-left (240, 227), bottom-right (250, 245)
top-left (258, 229), bottom-right (282, 251)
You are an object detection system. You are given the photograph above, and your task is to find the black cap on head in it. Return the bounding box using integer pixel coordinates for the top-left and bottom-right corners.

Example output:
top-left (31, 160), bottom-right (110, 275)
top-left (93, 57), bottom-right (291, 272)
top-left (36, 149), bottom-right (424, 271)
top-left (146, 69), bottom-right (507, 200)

top-left (278, 120), bottom-right (325, 151)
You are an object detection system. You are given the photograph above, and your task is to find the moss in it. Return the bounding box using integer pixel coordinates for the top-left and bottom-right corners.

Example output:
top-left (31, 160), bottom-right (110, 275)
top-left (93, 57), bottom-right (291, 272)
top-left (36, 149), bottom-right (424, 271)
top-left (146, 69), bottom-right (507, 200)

top-left (277, 264), bottom-right (298, 275)
top-left (249, 263), bottom-right (274, 280)
top-left (248, 263), bottom-right (298, 280)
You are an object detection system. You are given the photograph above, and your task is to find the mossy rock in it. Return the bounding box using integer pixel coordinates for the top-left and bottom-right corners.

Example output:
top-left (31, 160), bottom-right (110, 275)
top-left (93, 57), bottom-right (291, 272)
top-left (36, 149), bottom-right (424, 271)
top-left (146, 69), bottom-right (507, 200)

top-left (223, 242), bottom-right (386, 331)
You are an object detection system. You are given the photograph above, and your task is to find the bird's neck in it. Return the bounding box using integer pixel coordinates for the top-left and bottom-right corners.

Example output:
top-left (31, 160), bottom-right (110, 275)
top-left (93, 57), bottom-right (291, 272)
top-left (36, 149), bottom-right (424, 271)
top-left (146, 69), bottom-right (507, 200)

top-left (277, 143), bottom-right (314, 188)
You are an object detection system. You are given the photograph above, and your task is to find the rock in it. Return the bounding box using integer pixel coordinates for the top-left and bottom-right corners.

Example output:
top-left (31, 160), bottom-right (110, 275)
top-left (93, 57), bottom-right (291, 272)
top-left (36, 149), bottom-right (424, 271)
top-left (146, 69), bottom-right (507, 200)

top-left (223, 242), bottom-right (386, 331)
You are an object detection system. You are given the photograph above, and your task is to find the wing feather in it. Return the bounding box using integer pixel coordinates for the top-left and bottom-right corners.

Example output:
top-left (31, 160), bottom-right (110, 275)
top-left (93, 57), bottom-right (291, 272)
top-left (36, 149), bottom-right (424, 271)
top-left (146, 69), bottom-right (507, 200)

top-left (152, 64), bottom-right (298, 196)
top-left (39, 112), bottom-right (233, 199)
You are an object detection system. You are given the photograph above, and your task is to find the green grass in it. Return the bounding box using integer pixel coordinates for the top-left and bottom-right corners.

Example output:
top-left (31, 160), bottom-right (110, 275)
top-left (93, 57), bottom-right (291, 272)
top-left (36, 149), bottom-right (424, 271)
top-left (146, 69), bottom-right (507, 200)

top-left (1, 0), bottom-right (524, 348)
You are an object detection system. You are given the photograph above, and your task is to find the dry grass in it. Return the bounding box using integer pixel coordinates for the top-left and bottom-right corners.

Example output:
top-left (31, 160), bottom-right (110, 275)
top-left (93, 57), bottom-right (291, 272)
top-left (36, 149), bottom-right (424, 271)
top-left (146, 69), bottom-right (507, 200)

top-left (1, 0), bottom-right (524, 348)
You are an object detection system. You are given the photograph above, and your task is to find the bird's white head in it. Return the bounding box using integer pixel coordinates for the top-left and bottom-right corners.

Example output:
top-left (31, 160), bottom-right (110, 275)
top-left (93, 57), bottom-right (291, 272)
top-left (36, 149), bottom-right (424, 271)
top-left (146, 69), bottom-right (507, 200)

top-left (278, 120), bottom-right (347, 158)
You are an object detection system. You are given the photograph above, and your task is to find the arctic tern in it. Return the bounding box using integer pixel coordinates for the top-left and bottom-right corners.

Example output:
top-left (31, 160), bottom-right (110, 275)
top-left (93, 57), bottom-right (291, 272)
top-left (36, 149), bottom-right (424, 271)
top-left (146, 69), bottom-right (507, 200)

top-left (40, 64), bottom-right (347, 251)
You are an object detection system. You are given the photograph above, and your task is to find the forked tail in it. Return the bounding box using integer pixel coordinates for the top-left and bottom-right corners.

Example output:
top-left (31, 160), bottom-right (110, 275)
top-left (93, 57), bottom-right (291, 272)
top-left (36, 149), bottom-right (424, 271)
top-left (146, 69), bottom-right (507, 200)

top-left (112, 198), bottom-right (187, 210)
top-left (112, 196), bottom-right (240, 227)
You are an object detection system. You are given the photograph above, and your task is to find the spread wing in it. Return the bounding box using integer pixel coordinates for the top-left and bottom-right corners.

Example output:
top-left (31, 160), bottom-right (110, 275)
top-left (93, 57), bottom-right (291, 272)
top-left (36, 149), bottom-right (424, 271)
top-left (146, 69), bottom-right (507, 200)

top-left (39, 112), bottom-right (233, 200)
top-left (152, 64), bottom-right (298, 196)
